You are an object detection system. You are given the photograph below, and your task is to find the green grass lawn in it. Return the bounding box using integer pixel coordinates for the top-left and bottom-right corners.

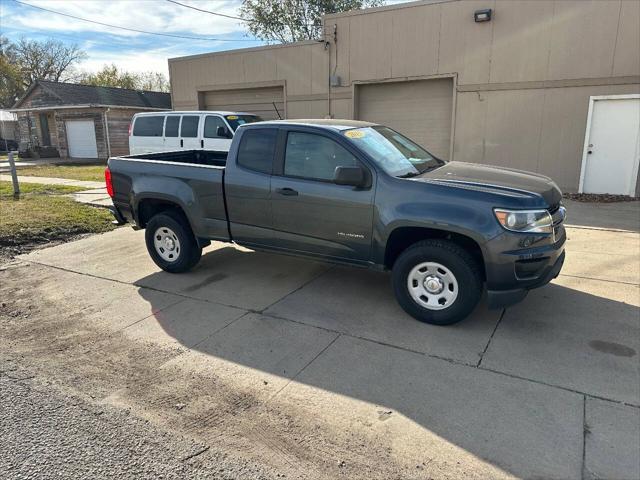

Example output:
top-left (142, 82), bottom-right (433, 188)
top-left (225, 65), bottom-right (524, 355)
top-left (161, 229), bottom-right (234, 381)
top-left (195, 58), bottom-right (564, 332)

top-left (0, 181), bottom-right (116, 255)
top-left (15, 164), bottom-right (107, 182)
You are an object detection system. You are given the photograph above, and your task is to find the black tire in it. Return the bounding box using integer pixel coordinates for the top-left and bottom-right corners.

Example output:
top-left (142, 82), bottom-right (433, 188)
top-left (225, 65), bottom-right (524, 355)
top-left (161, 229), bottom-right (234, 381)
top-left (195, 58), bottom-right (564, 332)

top-left (145, 211), bottom-right (202, 273)
top-left (392, 239), bottom-right (483, 325)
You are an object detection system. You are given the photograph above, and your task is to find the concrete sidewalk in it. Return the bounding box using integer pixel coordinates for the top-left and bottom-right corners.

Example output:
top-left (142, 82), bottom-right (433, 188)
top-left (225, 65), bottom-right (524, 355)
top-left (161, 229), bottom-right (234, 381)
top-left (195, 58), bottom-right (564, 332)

top-left (0, 174), bottom-right (111, 207)
top-left (0, 173), bottom-right (104, 190)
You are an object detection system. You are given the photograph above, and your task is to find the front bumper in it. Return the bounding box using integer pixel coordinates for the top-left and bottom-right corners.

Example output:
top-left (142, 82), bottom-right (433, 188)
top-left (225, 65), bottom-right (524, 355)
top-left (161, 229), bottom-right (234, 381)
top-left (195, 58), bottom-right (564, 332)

top-left (484, 219), bottom-right (566, 309)
top-left (487, 250), bottom-right (565, 309)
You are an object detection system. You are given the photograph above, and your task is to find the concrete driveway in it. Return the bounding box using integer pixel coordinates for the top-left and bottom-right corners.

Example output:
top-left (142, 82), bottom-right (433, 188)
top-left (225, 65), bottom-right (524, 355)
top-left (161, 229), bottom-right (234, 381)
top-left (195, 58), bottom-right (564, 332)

top-left (1, 199), bottom-right (638, 479)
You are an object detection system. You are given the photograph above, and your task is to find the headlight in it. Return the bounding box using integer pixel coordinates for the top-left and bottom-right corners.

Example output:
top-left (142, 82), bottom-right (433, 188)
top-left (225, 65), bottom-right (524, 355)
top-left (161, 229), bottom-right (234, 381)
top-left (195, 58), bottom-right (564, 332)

top-left (494, 209), bottom-right (553, 234)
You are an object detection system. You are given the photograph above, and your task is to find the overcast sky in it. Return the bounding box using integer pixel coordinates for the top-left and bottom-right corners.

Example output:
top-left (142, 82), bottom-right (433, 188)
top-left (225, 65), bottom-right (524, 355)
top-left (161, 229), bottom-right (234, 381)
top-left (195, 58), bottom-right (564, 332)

top-left (1, 0), bottom-right (401, 77)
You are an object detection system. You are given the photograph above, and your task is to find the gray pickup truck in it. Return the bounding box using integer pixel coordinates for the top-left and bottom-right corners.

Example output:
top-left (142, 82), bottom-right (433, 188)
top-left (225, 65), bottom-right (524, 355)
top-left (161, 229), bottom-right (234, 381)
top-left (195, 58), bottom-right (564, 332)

top-left (106, 119), bottom-right (566, 325)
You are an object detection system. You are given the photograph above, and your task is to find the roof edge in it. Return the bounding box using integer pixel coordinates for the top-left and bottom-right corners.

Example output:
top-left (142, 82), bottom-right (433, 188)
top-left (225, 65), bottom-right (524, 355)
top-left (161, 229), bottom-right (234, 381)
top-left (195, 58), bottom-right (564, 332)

top-left (169, 39), bottom-right (323, 63)
top-left (10, 104), bottom-right (169, 113)
top-left (323, 0), bottom-right (456, 20)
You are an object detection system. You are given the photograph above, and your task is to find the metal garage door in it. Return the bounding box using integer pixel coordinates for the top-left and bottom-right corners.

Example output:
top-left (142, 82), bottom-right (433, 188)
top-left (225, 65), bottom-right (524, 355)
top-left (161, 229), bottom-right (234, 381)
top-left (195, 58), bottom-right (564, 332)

top-left (356, 78), bottom-right (453, 160)
top-left (65, 120), bottom-right (98, 158)
top-left (203, 86), bottom-right (285, 120)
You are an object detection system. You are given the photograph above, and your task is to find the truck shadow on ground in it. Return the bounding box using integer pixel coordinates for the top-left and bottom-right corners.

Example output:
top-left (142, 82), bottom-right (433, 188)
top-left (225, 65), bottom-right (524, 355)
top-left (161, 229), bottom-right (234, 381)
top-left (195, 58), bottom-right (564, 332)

top-left (134, 246), bottom-right (639, 479)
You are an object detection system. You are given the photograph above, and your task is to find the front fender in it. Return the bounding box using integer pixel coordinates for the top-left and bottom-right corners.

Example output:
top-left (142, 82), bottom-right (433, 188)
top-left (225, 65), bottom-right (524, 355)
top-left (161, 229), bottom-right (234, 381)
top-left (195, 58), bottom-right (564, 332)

top-left (372, 200), bottom-right (500, 265)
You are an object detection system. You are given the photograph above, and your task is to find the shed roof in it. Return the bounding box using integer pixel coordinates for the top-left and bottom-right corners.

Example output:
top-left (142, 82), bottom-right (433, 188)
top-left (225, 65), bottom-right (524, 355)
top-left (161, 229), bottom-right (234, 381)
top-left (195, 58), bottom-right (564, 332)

top-left (12, 80), bottom-right (172, 110)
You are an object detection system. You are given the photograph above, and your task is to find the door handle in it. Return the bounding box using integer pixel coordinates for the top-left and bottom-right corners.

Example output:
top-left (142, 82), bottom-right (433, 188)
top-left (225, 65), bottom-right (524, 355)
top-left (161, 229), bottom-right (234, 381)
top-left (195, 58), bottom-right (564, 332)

top-left (200, 139), bottom-right (204, 148)
top-left (180, 139), bottom-right (183, 148)
top-left (276, 187), bottom-right (298, 196)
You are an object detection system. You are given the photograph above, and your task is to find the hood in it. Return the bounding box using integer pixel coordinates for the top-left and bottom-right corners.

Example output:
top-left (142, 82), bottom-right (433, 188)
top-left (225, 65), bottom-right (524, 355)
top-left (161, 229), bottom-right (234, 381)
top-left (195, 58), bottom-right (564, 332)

top-left (417, 161), bottom-right (563, 207)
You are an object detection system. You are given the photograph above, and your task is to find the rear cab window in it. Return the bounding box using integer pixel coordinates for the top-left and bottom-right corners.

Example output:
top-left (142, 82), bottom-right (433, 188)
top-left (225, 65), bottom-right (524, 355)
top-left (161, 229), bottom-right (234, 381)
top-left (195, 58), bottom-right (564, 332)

top-left (133, 115), bottom-right (164, 137)
top-left (236, 128), bottom-right (277, 174)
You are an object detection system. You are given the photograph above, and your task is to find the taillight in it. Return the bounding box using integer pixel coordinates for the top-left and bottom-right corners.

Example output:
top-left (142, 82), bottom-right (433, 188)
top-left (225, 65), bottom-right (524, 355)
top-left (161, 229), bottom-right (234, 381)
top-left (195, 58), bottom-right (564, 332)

top-left (105, 167), bottom-right (114, 198)
top-left (128, 122), bottom-right (133, 136)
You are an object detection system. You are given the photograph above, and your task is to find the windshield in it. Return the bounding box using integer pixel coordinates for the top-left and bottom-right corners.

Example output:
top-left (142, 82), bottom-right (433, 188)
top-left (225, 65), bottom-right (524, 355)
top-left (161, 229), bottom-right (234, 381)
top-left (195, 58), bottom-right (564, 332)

top-left (342, 126), bottom-right (443, 177)
top-left (224, 114), bottom-right (263, 131)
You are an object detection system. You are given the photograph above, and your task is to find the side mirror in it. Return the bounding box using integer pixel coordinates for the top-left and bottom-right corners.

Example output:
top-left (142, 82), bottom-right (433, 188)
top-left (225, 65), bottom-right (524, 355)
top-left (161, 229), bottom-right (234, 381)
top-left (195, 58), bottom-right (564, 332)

top-left (216, 126), bottom-right (232, 138)
top-left (333, 166), bottom-right (366, 187)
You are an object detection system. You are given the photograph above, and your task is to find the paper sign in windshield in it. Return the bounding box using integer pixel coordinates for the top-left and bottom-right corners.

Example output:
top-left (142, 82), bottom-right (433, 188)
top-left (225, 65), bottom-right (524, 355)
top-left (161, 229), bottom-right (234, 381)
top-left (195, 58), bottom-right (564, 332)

top-left (345, 130), bottom-right (365, 139)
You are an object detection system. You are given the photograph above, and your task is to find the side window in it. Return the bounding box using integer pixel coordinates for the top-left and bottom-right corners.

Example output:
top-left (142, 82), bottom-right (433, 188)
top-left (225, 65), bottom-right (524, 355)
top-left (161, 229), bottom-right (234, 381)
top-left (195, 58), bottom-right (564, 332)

top-left (284, 132), bottom-right (358, 181)
top-left (236, 128), bottom-right (277, 174)
top-left (180, 115), bottom-right (199, 138)
top-left (133, 116), bottom-right (164, 137)
top-left (204, 116), bottom-right (228, 138)
top-left (165, 116), bottom-right (180, 137)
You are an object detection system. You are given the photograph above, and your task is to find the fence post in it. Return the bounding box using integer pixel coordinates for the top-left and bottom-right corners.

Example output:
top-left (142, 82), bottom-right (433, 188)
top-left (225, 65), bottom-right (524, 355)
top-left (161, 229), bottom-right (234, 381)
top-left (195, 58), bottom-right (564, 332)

top-left (7, 151), bottom-right (19, 196)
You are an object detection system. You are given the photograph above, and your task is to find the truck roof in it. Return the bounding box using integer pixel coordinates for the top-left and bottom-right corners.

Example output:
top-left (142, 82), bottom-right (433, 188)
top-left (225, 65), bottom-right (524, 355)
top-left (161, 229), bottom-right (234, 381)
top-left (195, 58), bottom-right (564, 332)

top-left (250, 119), bottom-right (378, 131)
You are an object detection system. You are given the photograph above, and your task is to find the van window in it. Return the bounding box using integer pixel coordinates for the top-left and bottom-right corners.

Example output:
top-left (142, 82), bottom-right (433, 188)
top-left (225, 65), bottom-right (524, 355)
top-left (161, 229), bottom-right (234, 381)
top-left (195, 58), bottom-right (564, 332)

top-left (165, 116), bottom-right (180, 137)
top-left (133, 116), bottom-right (164, 137)
top-left (236, 128), bottom-right (277, 174)
top-left (204, 116), bottom-right (228, 138)
top-left (181, 116), bottom-right (199, 138)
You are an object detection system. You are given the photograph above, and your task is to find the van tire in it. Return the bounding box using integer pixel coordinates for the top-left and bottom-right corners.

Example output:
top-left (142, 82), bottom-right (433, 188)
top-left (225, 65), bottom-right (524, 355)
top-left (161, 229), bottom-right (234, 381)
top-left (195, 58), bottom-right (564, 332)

top-left (145, 211), bottom-right (202, 273)
top-left (392, 239), bottom-right (483, 325)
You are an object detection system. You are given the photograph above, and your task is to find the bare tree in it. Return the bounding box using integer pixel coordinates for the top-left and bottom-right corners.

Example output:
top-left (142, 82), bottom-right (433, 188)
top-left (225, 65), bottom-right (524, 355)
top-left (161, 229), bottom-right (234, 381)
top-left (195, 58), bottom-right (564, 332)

top-left (13, 37), bottom-right (87, 87)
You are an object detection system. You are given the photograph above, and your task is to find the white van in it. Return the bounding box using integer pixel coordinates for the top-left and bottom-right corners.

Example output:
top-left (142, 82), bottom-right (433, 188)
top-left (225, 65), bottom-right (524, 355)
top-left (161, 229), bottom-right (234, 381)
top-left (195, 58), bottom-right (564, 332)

top-left (128, 111), bottom-right (263, 154)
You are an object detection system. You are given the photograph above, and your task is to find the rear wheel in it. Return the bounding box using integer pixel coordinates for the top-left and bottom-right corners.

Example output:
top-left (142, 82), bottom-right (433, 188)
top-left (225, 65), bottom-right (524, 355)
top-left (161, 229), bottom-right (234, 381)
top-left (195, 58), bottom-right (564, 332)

top-left (145, 212), bottom-right (201, 273)
top-left (392, 239), bottom-right (483, 325)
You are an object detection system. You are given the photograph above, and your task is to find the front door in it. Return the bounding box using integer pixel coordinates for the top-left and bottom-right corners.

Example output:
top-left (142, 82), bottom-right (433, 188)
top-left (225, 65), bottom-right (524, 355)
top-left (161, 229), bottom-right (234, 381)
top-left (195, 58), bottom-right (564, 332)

top-left (270, 130), bottom-right (374, 262)
top-left (180, 114), bottom-right (201, 150)
top-left (202, 115), bottom-right (233, 151)
top-left (39, 114), bottom-right (51, 146)
top-left (581, 96), bottom-right (640, 196)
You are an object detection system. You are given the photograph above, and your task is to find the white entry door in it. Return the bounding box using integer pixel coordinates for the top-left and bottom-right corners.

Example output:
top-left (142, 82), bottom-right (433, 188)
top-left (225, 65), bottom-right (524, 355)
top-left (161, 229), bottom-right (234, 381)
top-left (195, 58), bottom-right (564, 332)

top-left (580, 96), bottom-right (640, 196)
top-left (66, 120), bottom-right (98, 158)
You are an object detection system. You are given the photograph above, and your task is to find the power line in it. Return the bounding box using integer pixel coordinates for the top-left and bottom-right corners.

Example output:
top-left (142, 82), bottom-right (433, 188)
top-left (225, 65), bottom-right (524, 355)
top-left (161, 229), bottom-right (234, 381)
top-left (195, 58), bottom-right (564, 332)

top-left (165, 0), bottom-right (327, 28)
top-left (11, 0), bottom-right (263, 42)
top-left (165, 0), bottom-right (244, 21)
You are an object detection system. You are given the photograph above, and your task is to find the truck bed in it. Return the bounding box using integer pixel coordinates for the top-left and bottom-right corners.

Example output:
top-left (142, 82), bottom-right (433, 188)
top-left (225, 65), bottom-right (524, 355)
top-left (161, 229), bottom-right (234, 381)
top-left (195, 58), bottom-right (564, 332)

top-left (107, 149), bottom-right (229, 241)
top-left (126, 149), bottom-right (227, 167)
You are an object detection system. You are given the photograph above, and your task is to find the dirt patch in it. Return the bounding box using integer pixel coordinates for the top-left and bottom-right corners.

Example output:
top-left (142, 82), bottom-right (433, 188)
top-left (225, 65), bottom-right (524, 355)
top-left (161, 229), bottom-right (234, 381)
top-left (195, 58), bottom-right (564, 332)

top-left (564, 193), bottom-right (638, 203)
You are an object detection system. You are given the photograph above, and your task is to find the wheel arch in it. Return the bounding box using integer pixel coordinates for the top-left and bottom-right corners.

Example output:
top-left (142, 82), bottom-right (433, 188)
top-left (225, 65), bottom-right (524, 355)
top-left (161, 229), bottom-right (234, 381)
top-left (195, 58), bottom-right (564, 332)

top-left (384, 226), bottom-right (486, 279)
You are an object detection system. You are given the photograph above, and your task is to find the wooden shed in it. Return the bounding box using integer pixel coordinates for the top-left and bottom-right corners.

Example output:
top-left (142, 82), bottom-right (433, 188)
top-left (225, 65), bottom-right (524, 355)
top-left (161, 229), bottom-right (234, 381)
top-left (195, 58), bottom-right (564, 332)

top-left (11, 80), bottom-right (171, 160)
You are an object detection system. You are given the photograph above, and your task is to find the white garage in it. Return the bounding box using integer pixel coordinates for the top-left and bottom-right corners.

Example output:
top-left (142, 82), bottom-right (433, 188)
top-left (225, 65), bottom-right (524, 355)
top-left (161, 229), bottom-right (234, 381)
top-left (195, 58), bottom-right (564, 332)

top-left (355, 78), bottom-right (454, 160)
top-left (65, 120), bottom-right (98, 159)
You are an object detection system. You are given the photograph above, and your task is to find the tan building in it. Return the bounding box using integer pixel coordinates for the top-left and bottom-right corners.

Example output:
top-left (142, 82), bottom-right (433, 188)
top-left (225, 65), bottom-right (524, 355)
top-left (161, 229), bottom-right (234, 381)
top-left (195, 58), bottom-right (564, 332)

top-left (169, 0), bottom-right (640, 195)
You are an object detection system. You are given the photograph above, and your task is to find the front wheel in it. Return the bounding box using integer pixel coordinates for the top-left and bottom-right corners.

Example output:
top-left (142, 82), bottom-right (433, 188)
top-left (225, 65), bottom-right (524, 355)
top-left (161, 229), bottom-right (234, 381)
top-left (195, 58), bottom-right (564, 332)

top-left (392, 240), bottom-right (483, 325)
top-left (145, 212), bottom-right (202, 273)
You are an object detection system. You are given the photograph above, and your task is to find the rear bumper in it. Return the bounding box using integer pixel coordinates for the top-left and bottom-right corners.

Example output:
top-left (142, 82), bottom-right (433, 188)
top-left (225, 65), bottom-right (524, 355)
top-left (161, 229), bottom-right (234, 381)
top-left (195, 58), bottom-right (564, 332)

top-left (108, 203), bottom-right (127, 226)
top-left (487, 250), bottom-right (565, 309)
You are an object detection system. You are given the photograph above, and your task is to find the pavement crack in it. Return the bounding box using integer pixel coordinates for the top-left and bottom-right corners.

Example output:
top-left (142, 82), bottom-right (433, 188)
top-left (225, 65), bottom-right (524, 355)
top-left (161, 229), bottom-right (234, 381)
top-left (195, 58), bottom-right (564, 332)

top-left (267, 333), bottom-right (341, 404)
top-left (581, 395), bottom-right (587, 480)
top-left (180, 445), bottom-right (210, 462)
top-left (477, 308), bottom-right (505, 367)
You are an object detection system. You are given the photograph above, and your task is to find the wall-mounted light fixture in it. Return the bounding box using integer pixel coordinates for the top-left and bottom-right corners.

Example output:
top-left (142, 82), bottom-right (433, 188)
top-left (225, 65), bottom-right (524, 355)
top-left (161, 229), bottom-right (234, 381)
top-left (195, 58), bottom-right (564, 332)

top-left (474, 9), bottom-right (492, 22)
